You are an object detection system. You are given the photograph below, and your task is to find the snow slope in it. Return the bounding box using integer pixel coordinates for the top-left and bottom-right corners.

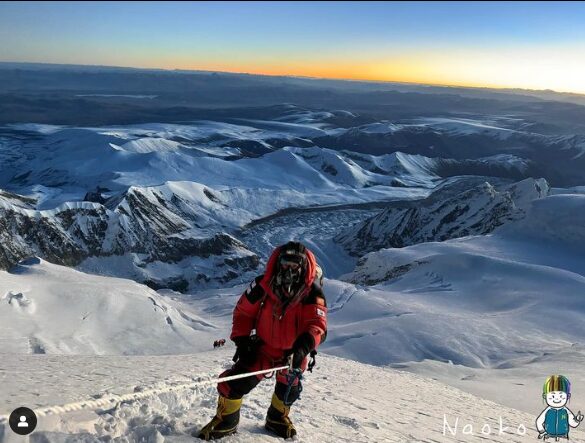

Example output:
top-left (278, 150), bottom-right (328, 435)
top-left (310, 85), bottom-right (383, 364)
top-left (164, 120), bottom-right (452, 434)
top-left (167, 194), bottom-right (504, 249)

top-left (0, 258), bottom-right (219, 355)
top-left (335, 194), bottom-right (585, 369)
top-left (290, 147), bottom-right (439, 188)
top-left (2, 350), bottom-right (575, 443)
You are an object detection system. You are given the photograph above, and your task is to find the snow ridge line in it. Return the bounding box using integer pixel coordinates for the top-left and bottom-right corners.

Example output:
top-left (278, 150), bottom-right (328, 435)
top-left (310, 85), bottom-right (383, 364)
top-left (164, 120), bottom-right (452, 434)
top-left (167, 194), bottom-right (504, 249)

top-left (0, 364), bottom-right (290, 423)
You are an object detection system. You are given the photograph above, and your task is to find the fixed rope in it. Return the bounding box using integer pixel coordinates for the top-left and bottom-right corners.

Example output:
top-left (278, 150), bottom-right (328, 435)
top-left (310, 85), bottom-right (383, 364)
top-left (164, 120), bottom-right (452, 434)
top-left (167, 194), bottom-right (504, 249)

top-left (0, 364), bottom-right (290, 423)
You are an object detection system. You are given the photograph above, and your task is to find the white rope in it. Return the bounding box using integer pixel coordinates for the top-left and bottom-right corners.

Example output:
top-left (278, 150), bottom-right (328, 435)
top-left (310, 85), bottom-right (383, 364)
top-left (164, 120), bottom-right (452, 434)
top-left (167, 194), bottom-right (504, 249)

top-left (0, 364), bottom-right (290, 423)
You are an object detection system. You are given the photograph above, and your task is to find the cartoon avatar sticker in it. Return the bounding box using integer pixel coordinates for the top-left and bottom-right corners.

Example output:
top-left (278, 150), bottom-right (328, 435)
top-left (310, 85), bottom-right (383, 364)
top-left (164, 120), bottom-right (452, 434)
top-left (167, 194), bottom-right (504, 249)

top-left (536, 375), bottom-right (583, 441)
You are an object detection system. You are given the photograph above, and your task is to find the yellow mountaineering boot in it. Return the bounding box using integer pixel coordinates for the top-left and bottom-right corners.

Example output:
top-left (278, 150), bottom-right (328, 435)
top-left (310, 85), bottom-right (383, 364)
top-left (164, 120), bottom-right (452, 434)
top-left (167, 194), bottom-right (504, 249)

top-left (265, 393), bottom-right (297, 439)
top-left (197, 395), bottom-right (242, 440)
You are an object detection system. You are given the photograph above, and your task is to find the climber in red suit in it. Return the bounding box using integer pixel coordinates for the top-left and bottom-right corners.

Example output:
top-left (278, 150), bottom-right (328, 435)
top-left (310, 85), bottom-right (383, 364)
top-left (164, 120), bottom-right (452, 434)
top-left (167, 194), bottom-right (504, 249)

top-left (198, 241), bottom-right (327, 440)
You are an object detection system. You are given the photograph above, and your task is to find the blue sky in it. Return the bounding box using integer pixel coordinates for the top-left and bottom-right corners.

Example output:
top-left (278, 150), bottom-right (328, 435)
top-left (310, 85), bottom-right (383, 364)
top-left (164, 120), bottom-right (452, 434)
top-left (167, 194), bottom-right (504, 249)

top-left (1, 1), bottom-right (585, 92)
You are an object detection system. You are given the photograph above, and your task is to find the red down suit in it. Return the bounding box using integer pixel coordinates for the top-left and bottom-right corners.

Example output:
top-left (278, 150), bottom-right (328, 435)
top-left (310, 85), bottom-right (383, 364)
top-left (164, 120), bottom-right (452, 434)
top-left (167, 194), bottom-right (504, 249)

top-left (217, 245), bottom-right (328, 399)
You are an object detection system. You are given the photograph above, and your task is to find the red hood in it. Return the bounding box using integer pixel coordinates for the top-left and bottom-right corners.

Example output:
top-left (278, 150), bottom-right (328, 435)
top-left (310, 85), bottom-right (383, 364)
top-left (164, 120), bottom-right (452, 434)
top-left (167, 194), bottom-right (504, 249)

top-left (260, 245), bottom-right (317, 306)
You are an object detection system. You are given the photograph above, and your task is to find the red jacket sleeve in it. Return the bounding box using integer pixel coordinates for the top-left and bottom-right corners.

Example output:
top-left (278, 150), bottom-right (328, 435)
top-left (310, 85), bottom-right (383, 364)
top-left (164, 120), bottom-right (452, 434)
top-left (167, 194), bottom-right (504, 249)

top-left (293, 286), bottom-right (328, 355)
top-left (300, 296), bottom-right (328, 349)
top-left (230, 277), bottom-right (265, 340)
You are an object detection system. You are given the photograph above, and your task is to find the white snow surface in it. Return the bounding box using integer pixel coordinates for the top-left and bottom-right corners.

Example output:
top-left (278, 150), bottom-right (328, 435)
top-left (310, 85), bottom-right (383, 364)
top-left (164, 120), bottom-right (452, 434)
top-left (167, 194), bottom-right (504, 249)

top-left (2, 350), bottom-right (579, 442)
top-left (0, 258), bottom-right (219, 355)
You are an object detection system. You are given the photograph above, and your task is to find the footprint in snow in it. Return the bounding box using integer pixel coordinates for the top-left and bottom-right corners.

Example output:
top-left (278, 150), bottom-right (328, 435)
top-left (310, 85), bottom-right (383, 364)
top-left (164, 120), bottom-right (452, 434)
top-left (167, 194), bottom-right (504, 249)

top-left (333, 415), bottom-right (361, 430)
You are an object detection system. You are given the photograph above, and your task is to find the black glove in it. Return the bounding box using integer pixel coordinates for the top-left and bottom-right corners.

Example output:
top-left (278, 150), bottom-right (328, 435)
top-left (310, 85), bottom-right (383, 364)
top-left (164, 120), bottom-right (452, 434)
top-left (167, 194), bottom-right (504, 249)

top-left (285, 332), bottom-right (315, 370)
top-left (285, 348), bottom-right (305, 370)
top-left (232, 335), bottom-right (261, 366)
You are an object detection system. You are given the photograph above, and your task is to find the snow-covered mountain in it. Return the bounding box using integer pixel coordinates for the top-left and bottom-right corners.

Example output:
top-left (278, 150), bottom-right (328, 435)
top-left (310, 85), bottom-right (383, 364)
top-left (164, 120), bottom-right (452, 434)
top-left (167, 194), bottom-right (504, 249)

top-left (4, 193), bottom-right (582, 366)
top-left (344, 193), bottom-right (585, 284)
top-left (3, 117), bottom-right (564, 291)
top-left (335, 194), bottom-right (585, 369)
top-left (314, 116), bottom-right (585, 186)
top-left (0, 155), bottom-right (433, 290)
top-left (336, 177), bottom-right (550, 256)
top-left (0, 185), bottom-right (260, 289)
top-left (1, 105), bottom-right (585, 442)
top-left (0, 122), bottom-right (447, 289)
top-left (0, 123), bottom-right (442, 200)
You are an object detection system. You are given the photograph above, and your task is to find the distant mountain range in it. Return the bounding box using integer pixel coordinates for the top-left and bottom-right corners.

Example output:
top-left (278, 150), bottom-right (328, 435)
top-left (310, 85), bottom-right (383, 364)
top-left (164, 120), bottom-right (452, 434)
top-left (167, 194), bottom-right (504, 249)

top-left (2, 62), bottom-right (585, 136)
top-left (2, 61), bottom-right (585, 106)
top-left (1, 90), bottom-right (584, 294)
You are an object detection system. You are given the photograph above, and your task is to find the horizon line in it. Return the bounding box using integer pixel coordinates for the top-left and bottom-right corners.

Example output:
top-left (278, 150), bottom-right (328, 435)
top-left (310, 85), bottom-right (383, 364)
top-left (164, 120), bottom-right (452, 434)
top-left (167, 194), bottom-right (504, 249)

top-left (1, 59), bottom-right (584, 98)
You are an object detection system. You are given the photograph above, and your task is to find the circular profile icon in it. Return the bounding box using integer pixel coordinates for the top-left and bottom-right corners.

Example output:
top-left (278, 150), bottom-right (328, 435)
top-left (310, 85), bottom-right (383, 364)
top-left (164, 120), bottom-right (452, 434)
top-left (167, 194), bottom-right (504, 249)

top-left (8, 407), bottom-right (37, 435)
